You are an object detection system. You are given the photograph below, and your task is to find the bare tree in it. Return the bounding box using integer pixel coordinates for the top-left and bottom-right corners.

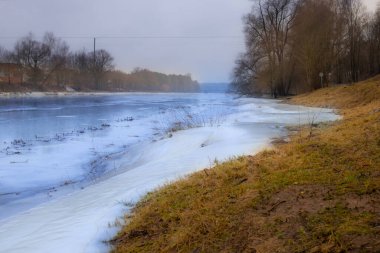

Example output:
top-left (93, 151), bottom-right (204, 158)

top-left (231, 36), bottom-right (267, 95)
top-left (72, 50), bottom-right (89, 72)
top-left (241, 0), bottom-right (301, 97)
top-left (292, 0), bottom-right (335, 90)
top-left (0, 46), bottom-right (11, 63)
top-left (233, 0), bottom-right (378, 96)
top-left (89, 49), bottom-right (114, 89)
top-left (42, 32), bottom-right (70, 86)
top-left (12, 33), bottom-right (51, 84)
top-left (66, 50), bottom-right (91, 89)
top-left (341, 0), bottom-right (367, 82)
top-left (367, 5), bottom-right (380, 75)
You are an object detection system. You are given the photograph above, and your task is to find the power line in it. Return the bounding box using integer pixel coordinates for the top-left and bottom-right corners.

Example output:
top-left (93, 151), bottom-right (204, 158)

top-left (0, 35), bottom-right (243, 40)
top-left (95, 35), bottom-right (242, 39)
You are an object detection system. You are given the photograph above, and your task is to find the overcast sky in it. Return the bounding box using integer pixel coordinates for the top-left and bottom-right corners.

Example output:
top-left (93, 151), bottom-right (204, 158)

top-left (0, 0), bottom-right (378, 82)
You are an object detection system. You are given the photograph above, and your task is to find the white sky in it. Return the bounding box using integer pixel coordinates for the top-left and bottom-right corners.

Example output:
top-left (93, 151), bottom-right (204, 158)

top-left (0, 0), bottom-right (378, 82)
top-left (364, 0), bottom-right (379, 11)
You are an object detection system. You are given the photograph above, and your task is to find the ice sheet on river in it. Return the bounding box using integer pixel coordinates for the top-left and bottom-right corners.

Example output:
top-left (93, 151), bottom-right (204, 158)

top-left (0, 94), bottom-right (339, 253)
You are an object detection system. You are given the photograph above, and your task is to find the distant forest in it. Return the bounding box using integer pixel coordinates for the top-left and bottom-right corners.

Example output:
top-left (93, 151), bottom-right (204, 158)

top-left (232, 0), bottom-right (380, 97)
top-left (0, 33), bottom-right (199, 93)
top-left (105, 69), bottom-right (199, 92)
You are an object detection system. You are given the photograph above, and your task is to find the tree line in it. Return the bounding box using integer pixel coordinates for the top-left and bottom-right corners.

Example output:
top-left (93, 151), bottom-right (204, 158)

top-left (232, 0), bottom-right (380, 97)
top-left (106, 68), bottom-right (199, 92)
top-left (0, 32), bottom-right (199, 92)
top-left (0, 32), bottom-right (114, 90)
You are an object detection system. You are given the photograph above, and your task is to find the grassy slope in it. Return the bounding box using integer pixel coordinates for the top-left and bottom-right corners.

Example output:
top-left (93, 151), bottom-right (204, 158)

top-left (112, 77), bottom-right (380, 253)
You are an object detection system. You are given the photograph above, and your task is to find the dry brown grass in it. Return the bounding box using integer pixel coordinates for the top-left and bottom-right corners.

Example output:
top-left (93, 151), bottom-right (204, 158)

top-left (290, 76), bottom-right (380, 109)
top-left (111, 77), bottom-right (380, 253)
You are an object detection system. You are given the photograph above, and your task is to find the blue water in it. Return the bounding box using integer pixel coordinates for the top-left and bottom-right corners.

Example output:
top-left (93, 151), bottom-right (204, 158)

top-left (0, 92), bottom-right (339, 220)
top-left (0, 93), bottom-right (238, 210)
top-left (0, 93), bottom-right (236, 141)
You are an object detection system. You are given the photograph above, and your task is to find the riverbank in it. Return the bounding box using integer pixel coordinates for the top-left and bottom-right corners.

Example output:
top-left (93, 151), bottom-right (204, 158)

top-left (0, 94), bottom-right (338, 253)
top-left (0, 91), bottom-right (131, 98)
top-left (0, 91), bottom-right (81, 97)
top-left (0, 91), bottom-right (183, 98)
top-left (111, 77), bottom-right (380, 252)
top-left (0, 90), bottom-right (209, 98)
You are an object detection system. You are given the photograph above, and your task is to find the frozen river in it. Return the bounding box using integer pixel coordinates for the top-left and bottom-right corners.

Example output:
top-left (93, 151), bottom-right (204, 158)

top-left (0, 93), bottom-right (339, 252)
top-left (0, 93), bottom-right (237, 218)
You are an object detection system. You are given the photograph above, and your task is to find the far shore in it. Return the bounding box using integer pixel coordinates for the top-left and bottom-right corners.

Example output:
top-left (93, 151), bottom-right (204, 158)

top-left (0, 90), bottom-right (206, 98)
top-left (0, 91), bottom-right (134, 98)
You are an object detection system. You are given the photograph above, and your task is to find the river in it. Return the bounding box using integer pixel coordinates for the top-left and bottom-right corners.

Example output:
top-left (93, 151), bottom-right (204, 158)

top-left (0, 92), bottom-right (338, 252)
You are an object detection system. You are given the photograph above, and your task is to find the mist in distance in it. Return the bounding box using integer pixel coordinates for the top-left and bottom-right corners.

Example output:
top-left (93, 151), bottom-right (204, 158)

top-left (0, 0), bottom-right (376, 82)
top-left (0, 0), bottom-right (254, 82)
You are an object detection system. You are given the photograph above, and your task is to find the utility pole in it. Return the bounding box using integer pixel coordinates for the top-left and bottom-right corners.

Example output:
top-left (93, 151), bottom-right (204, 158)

top-left (93, 37), bottom-right (97, 89)
top-left (93, 37), bottom-right (96, 65)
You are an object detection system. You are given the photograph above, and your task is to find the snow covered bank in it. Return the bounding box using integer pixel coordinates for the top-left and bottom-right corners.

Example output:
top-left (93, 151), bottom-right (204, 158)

top-left (0, 95), bottom-right (339, 253)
